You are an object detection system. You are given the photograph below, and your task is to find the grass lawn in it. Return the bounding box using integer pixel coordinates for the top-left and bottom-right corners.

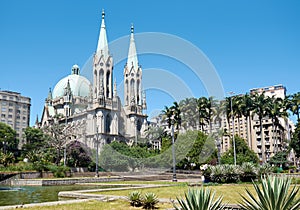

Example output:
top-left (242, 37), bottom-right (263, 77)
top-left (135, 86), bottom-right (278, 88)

top-left (16, 180), bottom-right (300, 210)
top-left (93, 183), bottom-right (253, 204)
top-left (22, 199), bottom-right (173, 210)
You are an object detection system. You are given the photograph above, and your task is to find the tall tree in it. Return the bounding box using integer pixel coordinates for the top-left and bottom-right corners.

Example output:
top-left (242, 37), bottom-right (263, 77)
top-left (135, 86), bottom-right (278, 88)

top-left (197, 97), bottom-right (209, 132)
top-left (0, 122), bottom-right (18, 154)
top-left (268, 97), bottom-right (288, 153)
top-left (179, 98), bottom-right (198, 130)
top-left (22, 127), bottom-right (46, 155)
top-left (206, 97), bottom-right (216, 134)
top-left (288, 92), bottom-right (300, 122)
top-left (252, 92), bottom-right (271, 163)
top-left (290, 122), bottom-right (300, 158)
top-left (242, 93), bottom-right (254, 149)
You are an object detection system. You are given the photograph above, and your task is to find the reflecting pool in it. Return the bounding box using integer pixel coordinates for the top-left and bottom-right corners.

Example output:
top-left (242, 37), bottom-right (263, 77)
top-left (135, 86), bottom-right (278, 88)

top-left (0, 185), bottom-right (110, 206)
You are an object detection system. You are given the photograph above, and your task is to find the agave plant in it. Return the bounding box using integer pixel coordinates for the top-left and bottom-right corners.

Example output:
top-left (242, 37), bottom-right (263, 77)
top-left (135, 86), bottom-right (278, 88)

top-left (239, 176), bottom-right (300, 210)
top-left (257, 163), bottom-right (274, 177)
top-left (142, 192), bottom-right (159, 209)
top-left (222, 164), bottom-right (240, 183)
top-left (209, 165), bottom-right (224, 183)
top-left (174, 188), bottom-right (224, 210)
top-left (240, 162), bottom-right (257, 182)
top-left (127, 191), bottom-right (143, 207)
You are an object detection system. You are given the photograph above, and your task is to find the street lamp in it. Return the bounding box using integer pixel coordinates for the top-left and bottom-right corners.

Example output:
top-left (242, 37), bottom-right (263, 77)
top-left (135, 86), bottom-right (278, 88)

top-left (171, 118), bottom-right (177, 182)
top-left (229, 92), bottom-right (237, 166)
top-left (95, 127), bottom-right (100, 177)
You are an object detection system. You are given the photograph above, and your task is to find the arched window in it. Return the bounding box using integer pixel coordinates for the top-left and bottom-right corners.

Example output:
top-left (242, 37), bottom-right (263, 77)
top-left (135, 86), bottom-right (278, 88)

top-left (137, 80), bottom-right (140, 104)
top-left (137, 119), bottom-right (142, 132)
top-left (105, 114), bottom-right (111, 133)
top-left (99, 69), bottom-right (104, 82)
top-left (130, 79), bottom-right (135, 99)
top-left (106, 71), bottom-right (110, 98)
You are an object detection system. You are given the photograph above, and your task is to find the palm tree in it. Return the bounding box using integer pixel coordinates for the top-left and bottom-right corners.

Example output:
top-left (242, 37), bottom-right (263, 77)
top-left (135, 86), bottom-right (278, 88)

top-left (197, 97), bottom-right (209, 132)
top-left (242, 93), bottom-right (254, 149)
top-left (252, 92), bottom-right (271, 163)
top-left (268, 97), bottom-right (288, 153)
top-left (179, 98), bottom-right (198, 130)
top-left (162, 102), bottom-right (181, 181)
top-left (288, 92), bottom-right (300, 122)
top-left (232, 95), bottom-right (244, 137)
top-left (207, 96), bottom-right (216, 134)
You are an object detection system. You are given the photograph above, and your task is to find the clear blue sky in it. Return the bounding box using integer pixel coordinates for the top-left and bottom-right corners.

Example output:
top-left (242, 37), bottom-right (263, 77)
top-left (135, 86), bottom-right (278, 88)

top-left (0, 0), bottom-right (299, 125)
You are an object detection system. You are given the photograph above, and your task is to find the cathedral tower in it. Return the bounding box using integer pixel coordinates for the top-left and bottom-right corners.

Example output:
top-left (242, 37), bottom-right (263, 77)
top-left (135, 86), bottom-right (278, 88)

top-left (124, 25), bottom-right (143, 108)
top-left (93, 10), bottom-right (113, 105)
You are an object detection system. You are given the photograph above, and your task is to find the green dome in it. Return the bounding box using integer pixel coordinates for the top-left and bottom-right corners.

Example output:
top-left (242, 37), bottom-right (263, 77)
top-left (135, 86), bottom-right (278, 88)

top-left (52, 73), bottom-right (91, 99)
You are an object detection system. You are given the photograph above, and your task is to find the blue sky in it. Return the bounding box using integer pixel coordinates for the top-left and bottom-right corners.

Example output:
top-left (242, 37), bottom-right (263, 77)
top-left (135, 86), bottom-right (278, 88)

top-left (0, 0), bottom-right (299, 125)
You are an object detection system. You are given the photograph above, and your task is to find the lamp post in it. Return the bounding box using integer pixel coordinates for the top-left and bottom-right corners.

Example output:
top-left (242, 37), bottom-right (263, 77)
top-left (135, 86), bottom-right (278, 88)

top-left (95, 127), bottom-right (99, 177)
top-left (229, 92), bottom-right (237, 166)
top-left (135, 116), bottom-right (138, 146)
top-left (64, 105), bottom-right (68, 167)
top-left (171, 119), bottom-right (177, 182)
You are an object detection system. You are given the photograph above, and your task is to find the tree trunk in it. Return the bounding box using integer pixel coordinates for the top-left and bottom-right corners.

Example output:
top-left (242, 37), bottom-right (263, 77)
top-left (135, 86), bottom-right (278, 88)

top-left (260, 118), bottom-right (265, 163)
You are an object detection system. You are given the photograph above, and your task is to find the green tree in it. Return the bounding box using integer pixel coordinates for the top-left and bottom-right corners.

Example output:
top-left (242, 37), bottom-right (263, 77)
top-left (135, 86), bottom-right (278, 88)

top-left (221, 136), bottom-right (259, 165)
top-left (252, 92), bottom-right (271, 163)
top-left (288, 92), bottom-right (300, 122)
top-left (241, 93), bottom-right (254, 149)
top-left (290, 122), bottom-right (300, 158)
top-left (22, 127), bottom-right (46, 155)
top-left (0, 122), bottom-right (18, 154)
top-left (197, 97), bottom-right (209, 132)
top-left (269, 151), bottom-right (289, 169)
top-left (267, 97), bottom-right (288, 153)
top-left (179, 98), bottom-right (198, 130)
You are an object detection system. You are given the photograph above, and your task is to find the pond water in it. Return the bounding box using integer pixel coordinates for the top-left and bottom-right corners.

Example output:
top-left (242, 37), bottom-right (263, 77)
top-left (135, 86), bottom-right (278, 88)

top-left (0, 184), bottom-right (113, 206)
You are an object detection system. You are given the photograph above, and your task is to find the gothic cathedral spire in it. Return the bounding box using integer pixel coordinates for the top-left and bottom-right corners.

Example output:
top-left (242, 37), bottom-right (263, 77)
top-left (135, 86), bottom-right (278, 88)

top-left (124, 24), bottom-right (143, 108)
top-left (93, 10), bottom-right (113, 103)
top-left (96, 9), bottom-right (109, 60)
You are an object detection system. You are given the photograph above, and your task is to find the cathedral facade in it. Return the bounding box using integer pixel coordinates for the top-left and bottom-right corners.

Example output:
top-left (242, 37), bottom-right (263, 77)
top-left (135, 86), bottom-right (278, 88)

top-left (40, 11), bottom-right (148, 151)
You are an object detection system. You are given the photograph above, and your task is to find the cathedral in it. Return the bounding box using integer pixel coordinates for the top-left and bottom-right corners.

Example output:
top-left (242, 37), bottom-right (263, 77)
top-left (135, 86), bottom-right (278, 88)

top-left (40, 11), bottom-right (148, 151)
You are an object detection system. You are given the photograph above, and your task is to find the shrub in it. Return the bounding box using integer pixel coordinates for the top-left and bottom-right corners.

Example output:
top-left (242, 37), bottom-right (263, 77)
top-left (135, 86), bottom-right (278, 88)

top-left (239, 176), bottom-right (300, 210)
top-left (127, 191), bottom-right (143, 207)
top-left (46, 164), bottom-right (70, 178)
top-left (174, 188), bottom-right (224, 210)
top-left (209, 165), bottom-right (224, 183)
top-left (257, 163), bottom-right (274, 177)
top-left (222, 164), bottom-right (240, 183)
top-left (142, 192), bottom-right (159, 209)
top-left (240, 162), bottom-right (257, 182)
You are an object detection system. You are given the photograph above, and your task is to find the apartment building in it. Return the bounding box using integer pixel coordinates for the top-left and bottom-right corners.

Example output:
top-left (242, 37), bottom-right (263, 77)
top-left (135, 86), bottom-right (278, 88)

top-left (221, 85), bottom-right (294, 163)
top-left (0, 90), bottom-right (31, 148)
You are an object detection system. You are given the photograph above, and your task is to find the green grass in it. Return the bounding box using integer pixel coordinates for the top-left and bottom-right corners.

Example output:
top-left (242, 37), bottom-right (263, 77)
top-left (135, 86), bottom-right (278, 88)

top-left (94, 183), bottom-right (253, 203)
top-left (22, 199), bottom-right (173, 210)
top-left (14, 180), bottom-right (300, 210)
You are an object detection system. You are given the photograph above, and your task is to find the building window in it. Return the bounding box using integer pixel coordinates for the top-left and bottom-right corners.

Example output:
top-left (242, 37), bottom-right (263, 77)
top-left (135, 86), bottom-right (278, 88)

top-left (9, 109), bottom-right (13, 112)
top-left (2, 102), bottom-right (7, 106)
top-left (9, 103), bottom-right (13, 106)
top-left (1, 107), bottom-right (6, 112)
top-left (1, 114), bottom-right (5, 118)
top-left (8, 115), bottom-right (12, 118)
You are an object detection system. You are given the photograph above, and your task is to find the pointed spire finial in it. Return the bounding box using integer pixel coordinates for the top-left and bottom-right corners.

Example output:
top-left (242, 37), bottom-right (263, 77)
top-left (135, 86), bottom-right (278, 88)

top-left (131, 23), bottom-right (134, 34)
top-left (126, 24), bottom-right (138, 70)
top-left (102, 9), bottom-right (105, 19)
top-left (96, 9), bottom-right (109, 60)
